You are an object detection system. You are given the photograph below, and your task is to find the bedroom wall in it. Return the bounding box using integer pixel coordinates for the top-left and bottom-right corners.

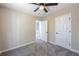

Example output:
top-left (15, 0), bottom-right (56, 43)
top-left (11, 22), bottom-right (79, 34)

top-left (0, 6), bottom-right (37, 53)
top-left (45, 4), bottom-right (79, 52)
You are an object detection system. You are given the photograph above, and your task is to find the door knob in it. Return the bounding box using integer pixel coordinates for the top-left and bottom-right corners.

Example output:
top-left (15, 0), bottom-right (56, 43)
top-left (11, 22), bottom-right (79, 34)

top-left (56, 32), bottom-right (59, 34)
top-left (46, 32), bottom-right (48, 33)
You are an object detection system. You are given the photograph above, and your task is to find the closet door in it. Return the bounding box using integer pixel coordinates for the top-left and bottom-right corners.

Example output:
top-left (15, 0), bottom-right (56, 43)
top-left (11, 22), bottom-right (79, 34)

top-left (64, 14), bottom-right (71, 49)
top-left (55, 14), bottom-right (71, 49)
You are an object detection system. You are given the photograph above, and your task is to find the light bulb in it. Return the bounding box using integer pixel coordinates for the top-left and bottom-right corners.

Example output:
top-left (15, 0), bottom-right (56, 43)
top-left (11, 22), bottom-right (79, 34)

top-left (39, 5), bottom-right (44, 10)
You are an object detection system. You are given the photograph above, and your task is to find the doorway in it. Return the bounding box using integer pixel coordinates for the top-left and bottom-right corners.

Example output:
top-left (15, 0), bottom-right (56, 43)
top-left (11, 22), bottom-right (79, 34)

top-left (36, 20), bottom-right (48, 42)
top-left (55, 14), bottom-right (71, 49)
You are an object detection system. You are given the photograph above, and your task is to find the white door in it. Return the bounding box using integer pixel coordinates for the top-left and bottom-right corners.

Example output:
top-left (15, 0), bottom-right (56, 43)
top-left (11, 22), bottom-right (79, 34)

top-left (55, 14), bottom-right (71, 49)
top-left (41, 20), bottom-right (48, 42)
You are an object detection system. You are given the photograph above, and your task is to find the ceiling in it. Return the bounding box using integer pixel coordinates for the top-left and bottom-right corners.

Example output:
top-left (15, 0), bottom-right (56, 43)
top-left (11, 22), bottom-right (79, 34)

top-left (0, 3), bottom-right (76, 17)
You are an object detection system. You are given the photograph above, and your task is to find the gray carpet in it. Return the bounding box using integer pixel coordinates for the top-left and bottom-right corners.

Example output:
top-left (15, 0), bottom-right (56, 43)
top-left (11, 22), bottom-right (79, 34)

top-left (0, 40), bottom-right (79, 56)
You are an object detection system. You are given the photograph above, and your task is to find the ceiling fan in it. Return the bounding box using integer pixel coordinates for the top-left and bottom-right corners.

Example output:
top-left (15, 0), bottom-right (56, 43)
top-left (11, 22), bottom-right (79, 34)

top-left (31, 3), bottom-right (58, 13)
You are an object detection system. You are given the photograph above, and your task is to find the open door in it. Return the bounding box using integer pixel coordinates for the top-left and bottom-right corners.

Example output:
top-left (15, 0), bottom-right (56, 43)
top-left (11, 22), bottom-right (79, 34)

top-left (36, 20), bottom-right (41, 40)
top-left (40, 20), bottom-right (48, 42)
top-left (36, 20), bottom-right (48, 42)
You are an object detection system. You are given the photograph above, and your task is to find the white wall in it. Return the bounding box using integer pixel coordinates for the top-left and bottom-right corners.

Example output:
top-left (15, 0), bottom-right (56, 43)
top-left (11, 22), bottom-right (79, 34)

top-left (0, 6), bottom-right (37, 52)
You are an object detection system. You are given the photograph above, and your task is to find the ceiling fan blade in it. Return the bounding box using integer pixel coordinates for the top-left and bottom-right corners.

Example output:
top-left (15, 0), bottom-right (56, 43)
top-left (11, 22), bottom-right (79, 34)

top-left (44, 8), bottom-right (48, 13)
top-left (45, 3), bottom-right (58, 6)
top-left (31, 3), bottom-right (39, 5)
top-left (34, 7), bottom-right (39, 12)
top-left (31, 3), bottom-right (44, 6)
top-left (39, 3), bottom-right (44, 5)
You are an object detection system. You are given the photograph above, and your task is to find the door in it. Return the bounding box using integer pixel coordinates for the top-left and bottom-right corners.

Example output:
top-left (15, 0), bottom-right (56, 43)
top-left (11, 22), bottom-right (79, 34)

top-left (36, 20), bottom-right (41, 40)
top-left (55, 14), bottom-right (71, 49)
top-left (41, 20), bottom-right (48, 42)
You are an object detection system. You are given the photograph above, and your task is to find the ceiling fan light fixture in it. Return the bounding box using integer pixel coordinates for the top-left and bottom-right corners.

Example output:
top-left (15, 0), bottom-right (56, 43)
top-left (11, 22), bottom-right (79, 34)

top-left (31, 3), bottom-right (58, 13)
top-left (39, 5), bottom-right (44, 10)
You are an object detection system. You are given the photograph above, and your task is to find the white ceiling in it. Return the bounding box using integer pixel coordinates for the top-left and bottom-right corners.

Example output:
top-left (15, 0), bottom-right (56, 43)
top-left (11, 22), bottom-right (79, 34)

top-left (0, 3), bottom-right (76, 17)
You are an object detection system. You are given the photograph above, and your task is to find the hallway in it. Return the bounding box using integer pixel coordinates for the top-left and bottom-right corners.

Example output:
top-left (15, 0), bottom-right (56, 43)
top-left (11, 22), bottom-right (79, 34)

top-left (0, 40), bottom-right (79, 56)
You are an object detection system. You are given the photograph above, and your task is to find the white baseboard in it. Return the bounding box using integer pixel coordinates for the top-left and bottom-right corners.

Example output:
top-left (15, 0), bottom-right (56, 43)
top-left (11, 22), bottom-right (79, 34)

top-left (48, 41), bottom-right (79, 54)
top-left (48, 41), bottom-right (56, 45)
top-left (0, 41), bottom-right (35, 54)
top-left (69, 48), bottom-right (79, 54)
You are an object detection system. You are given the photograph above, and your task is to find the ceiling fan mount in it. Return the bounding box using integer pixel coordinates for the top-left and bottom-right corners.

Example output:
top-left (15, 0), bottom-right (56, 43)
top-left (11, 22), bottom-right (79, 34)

top-left (31, 3), bottom-right (58, 13)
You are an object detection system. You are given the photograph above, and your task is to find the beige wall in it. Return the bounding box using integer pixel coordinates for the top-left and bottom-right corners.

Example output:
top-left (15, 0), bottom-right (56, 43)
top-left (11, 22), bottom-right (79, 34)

top-left (45, 5), bottom-right (79, 51)
top-left (0, 7), bottom-right (37, 52)
top-left (45, 17), bottom-right (55, 43)
top-left (71, 5), bottom-right (79, 51)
